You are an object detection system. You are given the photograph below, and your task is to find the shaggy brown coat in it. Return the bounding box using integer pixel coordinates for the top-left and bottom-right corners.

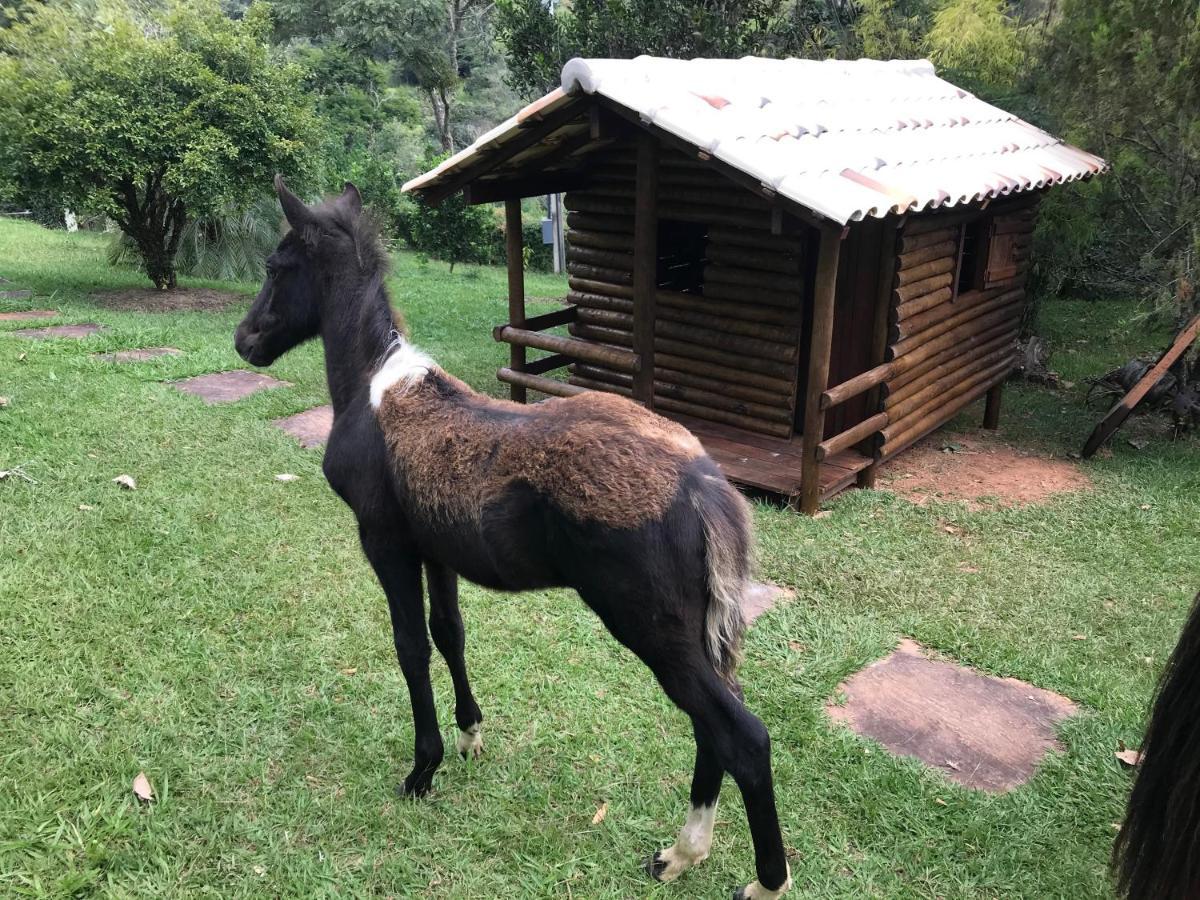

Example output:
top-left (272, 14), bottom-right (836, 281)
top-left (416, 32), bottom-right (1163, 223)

top-left (375, 367), bottom-right (707, 529)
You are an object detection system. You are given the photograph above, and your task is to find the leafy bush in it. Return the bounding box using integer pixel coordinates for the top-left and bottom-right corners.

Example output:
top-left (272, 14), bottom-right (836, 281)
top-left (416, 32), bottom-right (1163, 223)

top-left (405, 190), bottom-right (495, 272)
top-left (0, 0), bottom-right (318, 289)
top-left (108, 196), bottom-right (283, 283)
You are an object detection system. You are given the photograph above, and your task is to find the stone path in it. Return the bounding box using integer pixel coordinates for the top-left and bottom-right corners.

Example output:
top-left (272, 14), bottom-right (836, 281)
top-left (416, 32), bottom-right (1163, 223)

top-left (172, 370), bottom-right (290, 404)
top-left (826, 639), bottom-right (1077, 792)
top-left (10, 324), bottom-right (104, 339)
top-left (742, 581), bottom-right (794, 624)
top-left (0, 289), bottom-right (33, 301)
top-left (95, 347), bottom-right (181, 363)
top-left (272, 405), bottom-right (333, 448)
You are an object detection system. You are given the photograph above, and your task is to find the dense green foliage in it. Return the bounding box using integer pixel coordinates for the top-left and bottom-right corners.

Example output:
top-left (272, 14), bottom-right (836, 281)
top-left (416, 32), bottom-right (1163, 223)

top-left (0, 0), bottom-right (319, 288)
top-left (1036, 0), bottom-right (1199, 322)
top-left (406, 185), bottom-right (495, 273)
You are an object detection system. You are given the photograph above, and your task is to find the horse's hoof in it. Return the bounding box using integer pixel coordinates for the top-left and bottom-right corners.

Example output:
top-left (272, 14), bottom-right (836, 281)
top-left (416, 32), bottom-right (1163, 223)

top-left (397, 775), bottom-right (432, 798)
top-left (643, 851), bottom-right (669, 882)
top-left (456, 725), bottom-right (483, 760)
top-left (731, 889), bottom-right (747, 900)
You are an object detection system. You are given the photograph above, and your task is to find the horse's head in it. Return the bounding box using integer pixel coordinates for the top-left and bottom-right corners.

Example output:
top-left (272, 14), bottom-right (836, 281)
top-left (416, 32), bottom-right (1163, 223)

top-left (234, 175), bottom-right (366, 366)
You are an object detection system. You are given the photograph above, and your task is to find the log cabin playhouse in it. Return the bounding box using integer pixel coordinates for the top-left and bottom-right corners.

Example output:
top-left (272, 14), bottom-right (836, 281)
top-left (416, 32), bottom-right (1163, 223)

top-left (404, 57), bottom-right (1104, 513)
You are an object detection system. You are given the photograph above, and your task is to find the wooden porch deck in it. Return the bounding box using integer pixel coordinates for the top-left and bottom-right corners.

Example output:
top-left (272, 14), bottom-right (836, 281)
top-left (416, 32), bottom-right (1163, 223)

top-left (669, 413), bottom-right (873, 506)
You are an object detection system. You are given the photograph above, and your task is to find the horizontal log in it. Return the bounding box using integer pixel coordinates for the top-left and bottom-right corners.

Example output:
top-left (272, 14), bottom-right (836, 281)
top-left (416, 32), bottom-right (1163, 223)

top-left (817, 412), bottom-right (889, 461)
top-left (655, 335), bottom-right (796, 378)
top-left (657, 289), bottom-right (800, 326)
top-left (886, 343), bottom-right (1016, 421)
top-left (519, 306), bottom-right (578, 332)
top-left (881, 358), bottom-right (1013, 450)
top-left (565, 212), bottom-right (632, 234)
top-left (654, 352), bottom-right (796, 394)
top-left (886, 321), bottom-right (1017, 395)
top-left (567, 245), bottom-right (632, 271)
top-left (656, 318), bottom-right (797, 363)
top-left (661, 202), bottom-right (773, 230)
top-left (497, 368), bottom-right (585, 398)
top-left (659, 185), bottom-right (772, 212)
top-left (654, 365), bottom-right (791, 408)
top-left (898, 239), bottom-right (958, 271)
top-left (895, 273), bottom-right (953, 306)
top-left (705, 244), bottom-right (802, 275)
top-left (656, 303), bottom-right (800, 342)
top-left (654, 395), bottom-right (791, 438)
top-left (704, 264), bottom-right (803, 294)
top-left (525, 353), bottom-right (573, 375)
top-left (706, 226), bottom-right (806, 255)
top-left (879, 366), bottom-right (1012, 461)
top-left (887, 303), bottom-right (1023, 375)
top-left (569, 373), bottom-right (635, 398)
top-left (572, 364), bottom-right (792, 422)
top-left (899, 227), bottom-right (958, 254)
top-left (566, 228), bottom-right (634, 252)
top-left (886, 330), bottom-right (1017, 407)
top-left (569, 290), bottom-right (632, 313)
top-left (564, 193), bottom-right (633, 216)
top-left (889, 289), bottom-right (1023, 357)
top-left (896, 255), bottom-right (955, 286)
top-left (567, 262), bottom-right (632, 286)
top-left (896, 287), bottom-right (954, 323)
top-left (496, 325), bottom-right (640, 372)
top-left (576, 306), bottom-right (632, 329)
top-left (702, 280), bottom-right (802, 309)
top-left (568, 321), bottom-right (632, 347)
top-left (821, 362), bottom-right (893, 410)
top-left (568, 277), bottom-right (633, 299)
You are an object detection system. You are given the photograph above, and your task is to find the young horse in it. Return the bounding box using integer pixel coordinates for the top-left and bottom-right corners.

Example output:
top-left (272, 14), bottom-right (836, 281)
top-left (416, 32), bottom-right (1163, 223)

top-left (235, 177), bottom-right (791, 899)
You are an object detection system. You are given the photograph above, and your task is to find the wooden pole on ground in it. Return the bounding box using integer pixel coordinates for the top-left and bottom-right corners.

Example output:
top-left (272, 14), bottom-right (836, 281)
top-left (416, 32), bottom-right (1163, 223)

top-left (505, 199), bottom-right (526, 403)
top-left (632, 133), bottom-right (659, 406)
top-left (800, 225), bottom-right (844, 514)
top-left (983, 383), bottom-right (1003, 429)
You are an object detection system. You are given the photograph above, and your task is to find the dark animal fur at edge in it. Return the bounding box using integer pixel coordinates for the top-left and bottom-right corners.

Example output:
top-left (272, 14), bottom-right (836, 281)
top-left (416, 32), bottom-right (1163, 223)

top-left (1112, 591), bottom-right (1200, 899)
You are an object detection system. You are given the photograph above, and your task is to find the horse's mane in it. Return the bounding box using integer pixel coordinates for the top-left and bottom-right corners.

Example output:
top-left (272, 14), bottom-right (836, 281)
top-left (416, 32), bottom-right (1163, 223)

top-left (318, 199), bottom-right (390, 278)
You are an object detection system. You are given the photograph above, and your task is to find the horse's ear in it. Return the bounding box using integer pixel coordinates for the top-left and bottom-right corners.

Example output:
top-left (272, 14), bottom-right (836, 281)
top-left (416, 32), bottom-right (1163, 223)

top-left (275, 174), bottom-right (314, 230)
top-left (339, 181), bottom-right (363, 217)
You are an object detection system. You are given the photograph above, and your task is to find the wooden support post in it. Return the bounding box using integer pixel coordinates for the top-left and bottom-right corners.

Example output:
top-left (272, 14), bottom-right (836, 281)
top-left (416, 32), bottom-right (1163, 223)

top-left (505, 199), bottom-right (527, 403)
top-left (859, 219), bottom-right (902, 488)
top-left (632, 133), bottom-right (659, 406)
top-left (983, 382), bottom-right (1003, 429)
top-left (800, 225), bottom-right (843, 514)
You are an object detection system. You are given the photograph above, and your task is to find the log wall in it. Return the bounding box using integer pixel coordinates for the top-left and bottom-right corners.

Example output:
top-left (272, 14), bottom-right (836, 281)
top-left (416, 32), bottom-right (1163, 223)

top-left (877, 196), bottom-right (1038, 458)
top-left (562, 146), bottom-right (808, 439)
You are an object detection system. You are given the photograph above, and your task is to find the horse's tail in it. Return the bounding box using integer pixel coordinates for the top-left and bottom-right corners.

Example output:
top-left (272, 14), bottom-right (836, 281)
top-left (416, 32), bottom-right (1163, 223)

top-left (1113, 591), bottom-right (1200, 900)
top-left (695, 474), bottom-right (751, 682)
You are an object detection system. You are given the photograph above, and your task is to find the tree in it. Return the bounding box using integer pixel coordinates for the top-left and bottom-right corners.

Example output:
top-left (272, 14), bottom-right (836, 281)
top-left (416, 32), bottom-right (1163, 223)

top-left (406, 156), bottom-right (494, 271)
top-left (0, 0), bottom-right (319, 289)
top-left (494, 0), bottom-right (836, 100)
top-left (1034, 0), bottom-right (1198, 322)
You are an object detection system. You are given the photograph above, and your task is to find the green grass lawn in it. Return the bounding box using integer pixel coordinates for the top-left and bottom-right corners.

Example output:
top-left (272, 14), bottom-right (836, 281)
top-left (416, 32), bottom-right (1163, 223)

top-left (1, 217), bottom-right (1197, 898)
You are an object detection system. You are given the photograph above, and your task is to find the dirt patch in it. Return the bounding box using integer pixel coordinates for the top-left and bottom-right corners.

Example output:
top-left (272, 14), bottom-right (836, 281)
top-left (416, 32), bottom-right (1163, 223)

top-left (879, 431), bottom-right (1090, 509)
top-left (92, 288), bottom-right (247, 313)
top-left (827, 639), bottom-right (1077, 793)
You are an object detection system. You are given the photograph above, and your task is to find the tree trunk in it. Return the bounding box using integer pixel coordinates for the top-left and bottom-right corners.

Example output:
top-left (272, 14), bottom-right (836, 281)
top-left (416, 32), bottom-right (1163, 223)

top-left (114, 173), bottom-right (187, 290)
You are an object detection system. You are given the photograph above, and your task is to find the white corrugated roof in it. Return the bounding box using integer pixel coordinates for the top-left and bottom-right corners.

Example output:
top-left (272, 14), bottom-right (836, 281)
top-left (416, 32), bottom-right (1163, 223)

top-left (404, 56), bottom-right (1105, 225)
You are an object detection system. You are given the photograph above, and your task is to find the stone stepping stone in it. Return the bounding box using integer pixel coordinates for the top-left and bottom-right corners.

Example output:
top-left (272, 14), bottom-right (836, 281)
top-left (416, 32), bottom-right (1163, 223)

top-left (742, 581), bottom-right (794, 624)
top-left (10, 323), bottom-right (104, 339)
top-left (95, 347), bottom-right (181, 363)
top-left (0, 290), bottom-right (33, 301)
top-left (172, 370), bottom-right (290, 404)
top-left (0, 309), bottom-right (57, 322)
top-left (826, 639), bottom-right (1077, 793)
top-left (272, 404), bottom-right (333, 448)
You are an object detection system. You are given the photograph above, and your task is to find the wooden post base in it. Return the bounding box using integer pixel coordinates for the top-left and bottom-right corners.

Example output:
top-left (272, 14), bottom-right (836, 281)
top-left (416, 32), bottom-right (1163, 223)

top-left (983, 383), bottom-right (1003, 430)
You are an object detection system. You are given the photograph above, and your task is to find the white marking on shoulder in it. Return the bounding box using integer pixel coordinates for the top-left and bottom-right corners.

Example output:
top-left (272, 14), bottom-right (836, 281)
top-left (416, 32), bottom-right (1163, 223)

top-left (369, 338), bottom-right (436, 408)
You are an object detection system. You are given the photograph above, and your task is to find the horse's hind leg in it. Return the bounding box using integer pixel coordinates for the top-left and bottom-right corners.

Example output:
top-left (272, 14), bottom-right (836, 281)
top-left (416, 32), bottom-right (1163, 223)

top-left (644, 727), bottom-right (723, 881)
top-left (646, 650), bottom-right (790, 898)
top-left (425, 559), bottom-right (484, 759)
top-left (359, 525), bottom-right (444, 797)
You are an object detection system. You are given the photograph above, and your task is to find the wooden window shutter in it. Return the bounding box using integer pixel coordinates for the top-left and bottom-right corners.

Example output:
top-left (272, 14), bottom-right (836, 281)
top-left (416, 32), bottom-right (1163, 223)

top-left (983, 216), bottom-right (1021, 286)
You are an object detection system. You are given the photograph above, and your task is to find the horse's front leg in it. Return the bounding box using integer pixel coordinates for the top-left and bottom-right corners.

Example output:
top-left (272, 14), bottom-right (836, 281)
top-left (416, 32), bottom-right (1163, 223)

top-left (425, 560), bottom-right (484, 759)
top-left (358, 524), bottom-right (444, 797)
